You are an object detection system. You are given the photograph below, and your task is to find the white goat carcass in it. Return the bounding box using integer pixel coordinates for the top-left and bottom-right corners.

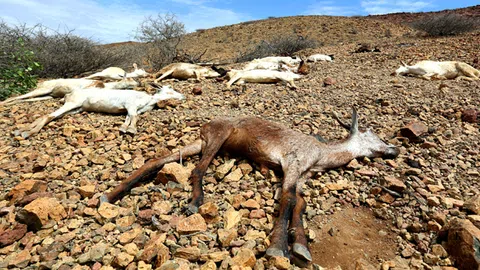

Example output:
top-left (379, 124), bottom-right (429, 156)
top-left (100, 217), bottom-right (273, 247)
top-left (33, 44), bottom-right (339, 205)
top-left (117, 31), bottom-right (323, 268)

top-left (307, 54), bottom-right (334, 62)
top-left (0, 77), bottom-right (139, 105)
top-left (17, 85), bottom-right (185, 138)
top-left (85, 63), bottom-right (149, 80)
top-left (249, 56), bottom-right (301, 66)
top-left (395, 60), bottom-right (480, 81)
top-left (226, 69), bottom-right (302, 89)
top-left (154, 63), bottom-right (220, 82)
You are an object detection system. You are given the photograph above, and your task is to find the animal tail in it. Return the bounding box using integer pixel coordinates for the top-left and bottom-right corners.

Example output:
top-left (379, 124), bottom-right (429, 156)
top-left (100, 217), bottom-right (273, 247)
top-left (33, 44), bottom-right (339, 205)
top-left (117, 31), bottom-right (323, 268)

top-left (100, 139), bottom-right (203, 204)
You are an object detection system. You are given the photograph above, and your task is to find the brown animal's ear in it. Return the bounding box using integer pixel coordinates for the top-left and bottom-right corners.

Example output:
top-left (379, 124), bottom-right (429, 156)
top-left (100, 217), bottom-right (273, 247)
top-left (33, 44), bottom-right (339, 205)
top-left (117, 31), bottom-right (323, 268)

top-left (332, 111), bottom-right (351, 131)
top-left (350, 107), bottom-right (359, 135)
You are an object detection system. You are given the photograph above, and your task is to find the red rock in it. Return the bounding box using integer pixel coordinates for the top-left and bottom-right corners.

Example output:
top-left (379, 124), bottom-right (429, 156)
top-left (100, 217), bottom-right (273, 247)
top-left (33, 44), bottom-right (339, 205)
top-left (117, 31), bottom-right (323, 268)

top-left (383, 176), bottom-right (406, 192)
top-left (399, 120), bottom-right (428, 141)
top-left (138, 209), bottom-right (155, 225)
top-left (249, 209), bottom-right (266, 219)
top-left (462, 109), bottom-right (478, 123)
top-left (0, 223), bottom-right (27, 247)
top-left (442, 218), bottom-right (480, 270)
top-left (323, 77), bottom-right (336, 86)
top-left (16, 192), bottom-right (53, 206)
top-left (8, 180), bottom-right (47, 204)
top-left (192, 87), bottom-right (202, 95)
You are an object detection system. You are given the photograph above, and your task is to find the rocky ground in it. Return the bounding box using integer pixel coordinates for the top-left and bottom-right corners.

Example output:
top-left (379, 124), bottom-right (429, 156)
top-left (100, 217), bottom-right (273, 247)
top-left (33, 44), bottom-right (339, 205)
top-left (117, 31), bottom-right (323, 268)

top-left (0, 31), bottom-right (480, 270)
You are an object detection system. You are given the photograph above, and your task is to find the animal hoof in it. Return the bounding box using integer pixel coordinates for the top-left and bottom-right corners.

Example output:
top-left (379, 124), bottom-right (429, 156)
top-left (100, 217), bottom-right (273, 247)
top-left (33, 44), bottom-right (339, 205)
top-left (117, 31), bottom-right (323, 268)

top-left (265, 247), bottom-right (286, 258)
top-left (126, 127), bottom-right (137, 135)
top-left (183, 204), bottom-right (199, 216)
top-left (119, 126), bottom-right (127, 133)
top-left (99, 194), bottom-right (109, 205)
top-left (293, 243), bottom-right (312, 262)
top-left (21, 131), bottom-right (30, 139)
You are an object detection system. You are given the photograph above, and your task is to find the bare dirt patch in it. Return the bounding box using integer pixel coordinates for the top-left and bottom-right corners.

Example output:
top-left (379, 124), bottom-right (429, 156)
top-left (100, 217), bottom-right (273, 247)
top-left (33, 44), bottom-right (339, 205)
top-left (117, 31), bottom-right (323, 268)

top-left (309, 206), bottom-right (397, 269)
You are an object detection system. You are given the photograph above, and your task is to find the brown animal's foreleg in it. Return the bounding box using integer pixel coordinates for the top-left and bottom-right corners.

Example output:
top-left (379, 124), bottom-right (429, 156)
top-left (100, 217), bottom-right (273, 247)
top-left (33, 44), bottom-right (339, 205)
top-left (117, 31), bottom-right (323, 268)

top-left (185, 128), bottom-right (232, 215)
top-left (266, 178), bottom-right (297, 258)
top-left (288, 180), bottom-right (312, 262)
top-left (101, 140), bottom-right (203, 204)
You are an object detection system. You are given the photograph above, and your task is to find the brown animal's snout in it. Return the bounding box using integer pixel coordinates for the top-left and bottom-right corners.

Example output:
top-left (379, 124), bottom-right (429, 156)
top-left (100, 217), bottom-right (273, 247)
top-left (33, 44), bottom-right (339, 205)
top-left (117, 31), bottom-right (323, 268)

top-left (383, 146), bottom-right (400, 159)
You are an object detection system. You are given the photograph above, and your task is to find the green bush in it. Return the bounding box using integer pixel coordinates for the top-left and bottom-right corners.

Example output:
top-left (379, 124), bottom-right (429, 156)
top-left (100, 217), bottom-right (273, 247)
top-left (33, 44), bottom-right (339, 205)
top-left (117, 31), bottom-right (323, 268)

top-left (410, 13), bottom-right (479, 37)
top-left (0, 38), bottom-right (42, 100)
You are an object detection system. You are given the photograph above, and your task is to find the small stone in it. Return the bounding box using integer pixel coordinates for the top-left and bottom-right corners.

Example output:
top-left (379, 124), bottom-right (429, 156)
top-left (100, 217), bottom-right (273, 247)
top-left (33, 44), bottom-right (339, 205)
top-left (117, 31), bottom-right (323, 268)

top-left (156, 163), bottom-right (195, 186)
top-left (119, 228), bottom-right (142, 244)
top-left (16, 197), bottom-right (67, 231)
top-left (399, 120), bottom-right (428, 142)
top-left (192, 87), bottom-right (202, 95)
top-left (462, 109), bottom-right (478, 123)
top-left (218, 228), bottom-right (238, 247)
top-left (177, 213), bottom-right (207, 234)
top-left (323, 77), bottom-right (336, 86)
top-left (0, 223), bottom-right (27, 247)
top-left (9, 249), bottom-right (31, 268)
top-left (431, 244), bottom-right (448, 258)
top-left (174, 247), bottom-right (201, 261)
top-left (231, 248), bottom-right (256, 268)
top-left (442, 218), bottom-right (480, 270)
top-left (138, 209), bottom-right (155, 225)
top-left (8, 180), bottom-right (47, 204)
top-left (113, 252), bottom-right (134, 268)
top-left (224, 208), bottom-right (242, 229)
top-left (78, 185), bottom-right (96, 198)
top-left (249, 209), bottom-right (266, 219)
top-left (98, 203), bottom-right (119, 219)
top-left (269, 256), bottom-right (291, 270)
top-left (224, 168), bottom-right (243, 182)
top-left (464, 195), bottom-right (480, 215)
top-left (244, 230), bottom-right (266, 241)
top-left (199, 202), bottom-right (219, 220)
top-left (383, 176), bottom-right (406, 192)
top-left (241, 199), bottom-right (260, 210)
top-left (427, 196), bottom-right (440, 206)
top-left (215, 159), bottom-right (236, 179)
top-left (200, 260), bottom-right (216, 270)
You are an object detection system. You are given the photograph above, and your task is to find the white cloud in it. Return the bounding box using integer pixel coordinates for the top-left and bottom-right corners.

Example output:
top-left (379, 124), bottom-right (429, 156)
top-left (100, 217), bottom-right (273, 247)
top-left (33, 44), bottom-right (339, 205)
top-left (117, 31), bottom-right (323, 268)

top-left (361, 0), bottom-right (433, 15)
top-left (304, 1), bottom-right (360, 16)
top-left (0, 0), bottom-right (251, 43)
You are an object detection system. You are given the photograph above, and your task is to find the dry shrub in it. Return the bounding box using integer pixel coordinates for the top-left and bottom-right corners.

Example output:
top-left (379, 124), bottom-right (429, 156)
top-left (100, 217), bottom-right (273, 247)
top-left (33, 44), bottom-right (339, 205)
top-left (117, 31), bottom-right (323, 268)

top-left (236, 35), bottom-right (318, 63)
top-left (31, 29), bottom-right (126, 78)
top-left (410, 13), bottom-right (479, 37)
top-left (0, 21), bottom-right (129, 79)
top-left (134, 13), bottom-right (186, 70)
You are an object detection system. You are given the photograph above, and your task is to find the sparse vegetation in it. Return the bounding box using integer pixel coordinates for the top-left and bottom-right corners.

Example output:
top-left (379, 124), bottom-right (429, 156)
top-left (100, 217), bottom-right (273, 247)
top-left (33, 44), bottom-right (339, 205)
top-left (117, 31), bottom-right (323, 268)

top-left (0, 21), bottom-right (128, 81)
top-left (410, 13), bottom-right (479, 36)
top-left (236, 34), bottom-right (318, 62)
top-left (0, 36), bottom-right (41, 100)
top-left (135, 12), bottom-right (186, 70)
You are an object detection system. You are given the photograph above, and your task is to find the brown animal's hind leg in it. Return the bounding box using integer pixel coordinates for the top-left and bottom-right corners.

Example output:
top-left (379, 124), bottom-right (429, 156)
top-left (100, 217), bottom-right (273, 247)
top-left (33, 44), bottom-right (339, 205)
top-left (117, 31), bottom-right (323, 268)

top-left (266, 176), bottom-right (298, 259)
top-left (185, 126), bottom-right (233, 215)
top-left (101, 140), bottom-right (202, 204)
top-left (289, 188), bottom-right (312, 262)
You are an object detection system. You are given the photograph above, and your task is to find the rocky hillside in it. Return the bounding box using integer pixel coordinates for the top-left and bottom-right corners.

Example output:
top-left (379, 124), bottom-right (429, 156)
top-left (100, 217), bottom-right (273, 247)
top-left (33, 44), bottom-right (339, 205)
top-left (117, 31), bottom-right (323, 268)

top-left (1, 7), bottom-right (480, 270)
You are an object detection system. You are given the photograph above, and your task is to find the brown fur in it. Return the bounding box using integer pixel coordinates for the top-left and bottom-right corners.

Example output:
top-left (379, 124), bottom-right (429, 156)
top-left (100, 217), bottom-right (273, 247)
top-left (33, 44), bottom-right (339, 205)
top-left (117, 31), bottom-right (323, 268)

top-left (101, 112), bottom-right (399, 264)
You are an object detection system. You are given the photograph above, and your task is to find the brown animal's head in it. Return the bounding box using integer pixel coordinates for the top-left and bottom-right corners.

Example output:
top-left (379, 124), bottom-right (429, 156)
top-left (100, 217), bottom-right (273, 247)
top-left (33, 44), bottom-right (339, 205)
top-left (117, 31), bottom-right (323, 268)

top-left (334, 108), bottom-right (400, 159)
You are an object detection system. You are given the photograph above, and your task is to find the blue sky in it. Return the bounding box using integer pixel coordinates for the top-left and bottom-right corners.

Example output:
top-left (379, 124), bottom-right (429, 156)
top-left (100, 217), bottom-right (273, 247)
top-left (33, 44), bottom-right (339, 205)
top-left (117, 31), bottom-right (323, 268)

top-left (0, 0), bottom-right (478, 43)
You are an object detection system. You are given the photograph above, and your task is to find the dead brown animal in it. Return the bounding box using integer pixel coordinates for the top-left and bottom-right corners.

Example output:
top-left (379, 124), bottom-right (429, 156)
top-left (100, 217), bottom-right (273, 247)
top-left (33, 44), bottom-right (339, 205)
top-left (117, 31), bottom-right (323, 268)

top-left (100, 108), bottom-right (399, 264)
